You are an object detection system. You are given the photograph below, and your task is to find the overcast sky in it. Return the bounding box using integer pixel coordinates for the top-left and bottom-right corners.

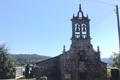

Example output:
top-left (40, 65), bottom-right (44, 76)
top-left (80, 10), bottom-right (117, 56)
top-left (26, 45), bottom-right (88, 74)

top-left (0, 0), bottom-right (120, 58)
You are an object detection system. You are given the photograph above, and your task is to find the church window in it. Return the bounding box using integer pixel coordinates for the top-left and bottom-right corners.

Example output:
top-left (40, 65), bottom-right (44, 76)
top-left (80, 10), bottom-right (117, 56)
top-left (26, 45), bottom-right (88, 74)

top-left (75, 23), bottom-right (80, 38)
top-left (81, 23), bottom-right (87, 38)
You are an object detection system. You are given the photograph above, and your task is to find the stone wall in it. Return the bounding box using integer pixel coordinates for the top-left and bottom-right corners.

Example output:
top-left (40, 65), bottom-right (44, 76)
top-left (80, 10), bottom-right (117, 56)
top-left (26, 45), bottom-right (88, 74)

top-left (111, 69), bottom-right (120, 80)
top-left (34, 56), bottom-right (61, 80)
top-left (16, 67), bottom-right (24, 79)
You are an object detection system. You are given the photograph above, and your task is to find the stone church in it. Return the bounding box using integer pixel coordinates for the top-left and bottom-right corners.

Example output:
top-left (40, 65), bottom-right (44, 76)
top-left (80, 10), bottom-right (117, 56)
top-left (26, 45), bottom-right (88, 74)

top-left (34, 4), bottom-right (108, 80)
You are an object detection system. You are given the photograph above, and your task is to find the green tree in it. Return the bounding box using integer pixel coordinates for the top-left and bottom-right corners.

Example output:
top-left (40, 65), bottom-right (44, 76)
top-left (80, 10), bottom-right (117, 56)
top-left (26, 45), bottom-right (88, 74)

top-left (0, 44), bottom-right (15, 79)
top-left (112, 52), bottom-right (120, 68)
top-left (25, 64), bottom-right (30, 78)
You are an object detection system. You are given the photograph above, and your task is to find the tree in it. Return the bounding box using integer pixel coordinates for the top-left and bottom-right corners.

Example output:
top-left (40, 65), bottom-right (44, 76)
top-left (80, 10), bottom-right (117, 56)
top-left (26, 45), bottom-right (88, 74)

top-left (0, 44), bottom-right (15, 79)
top-left (25, 64), bottom-right (30, 78)
top-left (30, 66), bottom-right (34, 78)
top-left (24, 64), bottom-right (34, 78)
top-left (112, 52), bottom-right (120, 68)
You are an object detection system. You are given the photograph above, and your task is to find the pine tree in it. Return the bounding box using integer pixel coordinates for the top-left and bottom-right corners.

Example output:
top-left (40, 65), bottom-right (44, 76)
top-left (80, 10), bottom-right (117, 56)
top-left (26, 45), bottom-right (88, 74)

top-left (0, 44), bottom-right (15, 79)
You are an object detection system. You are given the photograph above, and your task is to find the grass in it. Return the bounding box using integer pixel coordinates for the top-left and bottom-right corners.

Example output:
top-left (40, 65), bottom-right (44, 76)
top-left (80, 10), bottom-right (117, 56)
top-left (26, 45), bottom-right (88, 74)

top-left (1, 78), bottom-right (36, 80)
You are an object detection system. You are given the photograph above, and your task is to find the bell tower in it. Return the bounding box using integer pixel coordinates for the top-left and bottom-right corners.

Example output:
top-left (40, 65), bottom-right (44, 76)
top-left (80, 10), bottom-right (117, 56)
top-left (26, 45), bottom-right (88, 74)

top-left (70, 4), bottom-right (91, 50)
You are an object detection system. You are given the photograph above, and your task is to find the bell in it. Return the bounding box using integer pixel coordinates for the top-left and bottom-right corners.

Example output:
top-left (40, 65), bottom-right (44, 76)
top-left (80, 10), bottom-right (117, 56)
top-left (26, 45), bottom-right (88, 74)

top-left (76, 27), bottom-right (80, 32)
top-left (83, 27), bottom-right (86, 32)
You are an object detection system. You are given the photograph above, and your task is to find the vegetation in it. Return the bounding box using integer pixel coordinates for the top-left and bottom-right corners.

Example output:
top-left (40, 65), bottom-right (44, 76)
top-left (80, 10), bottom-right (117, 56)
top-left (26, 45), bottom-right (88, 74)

top-left (0, 44), bottom-right (15, 79)
top-left (112, 52), bottom-right (120, 68)
top-left (24, 64), bottom-right (30, 78)
top-left (107, 68), bottom-right (111, 79)
top-left (11, 54), bottom-right (50, 66)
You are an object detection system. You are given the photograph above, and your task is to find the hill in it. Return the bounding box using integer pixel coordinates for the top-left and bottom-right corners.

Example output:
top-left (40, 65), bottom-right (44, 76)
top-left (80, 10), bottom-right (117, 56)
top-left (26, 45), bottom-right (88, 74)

top-left (11, 54), bottom-right (113, 66)
top-left (11, 54), bottom-right (50, 66)
top-left (101, 58), bottom-right (113, 66)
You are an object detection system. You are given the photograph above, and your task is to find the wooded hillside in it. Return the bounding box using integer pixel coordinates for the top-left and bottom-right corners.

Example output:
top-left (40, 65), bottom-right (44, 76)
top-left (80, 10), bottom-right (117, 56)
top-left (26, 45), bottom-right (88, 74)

top-left (11, 54), bottom-right (50, 66)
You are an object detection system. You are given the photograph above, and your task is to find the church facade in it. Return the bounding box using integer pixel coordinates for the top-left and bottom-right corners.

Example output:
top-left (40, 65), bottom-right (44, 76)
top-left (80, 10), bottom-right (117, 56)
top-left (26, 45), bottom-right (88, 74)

top-left (34, 5), bottom-right (108, 80)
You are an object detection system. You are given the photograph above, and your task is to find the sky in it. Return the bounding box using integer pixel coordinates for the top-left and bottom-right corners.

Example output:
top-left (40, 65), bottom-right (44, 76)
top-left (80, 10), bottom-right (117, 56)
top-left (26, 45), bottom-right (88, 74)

top-left (0, 0), bottom-right (120, 58)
